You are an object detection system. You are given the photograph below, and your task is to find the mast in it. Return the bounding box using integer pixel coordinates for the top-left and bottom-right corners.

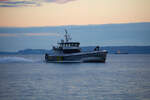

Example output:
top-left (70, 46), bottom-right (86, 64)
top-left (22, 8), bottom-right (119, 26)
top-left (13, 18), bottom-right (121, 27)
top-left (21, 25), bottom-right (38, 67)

top-left (64, 29), bottom-right (71, 42)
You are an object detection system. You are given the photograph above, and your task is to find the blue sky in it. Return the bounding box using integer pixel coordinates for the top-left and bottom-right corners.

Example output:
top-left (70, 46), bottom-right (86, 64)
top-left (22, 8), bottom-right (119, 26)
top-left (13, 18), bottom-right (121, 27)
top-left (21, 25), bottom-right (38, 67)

top-left (0, 22), bottom-right (150, 52)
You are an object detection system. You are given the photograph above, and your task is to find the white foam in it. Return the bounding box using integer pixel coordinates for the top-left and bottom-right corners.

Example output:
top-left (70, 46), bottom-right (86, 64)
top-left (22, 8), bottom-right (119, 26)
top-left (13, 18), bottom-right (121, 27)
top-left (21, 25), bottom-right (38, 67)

top-left (0, 56), bottom-right (35, 63)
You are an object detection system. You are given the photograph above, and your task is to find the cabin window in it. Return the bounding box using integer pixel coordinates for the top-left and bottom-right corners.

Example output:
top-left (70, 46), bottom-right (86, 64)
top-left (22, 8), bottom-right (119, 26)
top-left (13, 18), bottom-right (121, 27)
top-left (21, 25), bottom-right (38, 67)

top-left (60, 44), bottom-right (63, 47)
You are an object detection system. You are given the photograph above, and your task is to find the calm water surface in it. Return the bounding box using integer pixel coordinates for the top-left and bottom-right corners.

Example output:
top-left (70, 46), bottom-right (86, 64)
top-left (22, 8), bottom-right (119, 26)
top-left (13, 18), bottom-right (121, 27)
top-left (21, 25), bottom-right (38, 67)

top-left (0, 54), bottom-right (150, 100)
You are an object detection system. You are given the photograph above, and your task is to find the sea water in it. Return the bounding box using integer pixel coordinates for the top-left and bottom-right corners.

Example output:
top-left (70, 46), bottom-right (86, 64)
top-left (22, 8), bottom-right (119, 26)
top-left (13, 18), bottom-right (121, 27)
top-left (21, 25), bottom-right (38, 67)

top-left (0, 54), bottom-right (150, 100)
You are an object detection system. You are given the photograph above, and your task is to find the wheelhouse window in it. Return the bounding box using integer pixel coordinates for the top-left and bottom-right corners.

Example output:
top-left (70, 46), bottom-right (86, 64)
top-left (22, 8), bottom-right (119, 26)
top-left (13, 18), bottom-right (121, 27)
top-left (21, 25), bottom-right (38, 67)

top-left (59, 42), bottom-right (80, 47)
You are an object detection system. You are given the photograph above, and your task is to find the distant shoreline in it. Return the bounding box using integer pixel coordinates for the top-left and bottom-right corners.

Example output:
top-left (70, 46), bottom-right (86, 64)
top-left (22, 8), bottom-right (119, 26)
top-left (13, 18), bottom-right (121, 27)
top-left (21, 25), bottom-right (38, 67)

top-left (0, 46), bottom-right (150, 54)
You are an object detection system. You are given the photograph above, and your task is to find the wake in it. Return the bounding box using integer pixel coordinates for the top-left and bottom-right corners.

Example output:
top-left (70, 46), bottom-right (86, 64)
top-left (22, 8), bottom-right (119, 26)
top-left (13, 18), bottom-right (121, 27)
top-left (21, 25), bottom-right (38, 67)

top-left (0, 56), bottom-right (40, 63)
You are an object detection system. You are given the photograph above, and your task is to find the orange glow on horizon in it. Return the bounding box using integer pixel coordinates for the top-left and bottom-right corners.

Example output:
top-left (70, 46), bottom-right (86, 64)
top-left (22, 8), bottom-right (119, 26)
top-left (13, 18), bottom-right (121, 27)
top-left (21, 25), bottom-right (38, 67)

top-left (0, 0), bottom-right (150, 27)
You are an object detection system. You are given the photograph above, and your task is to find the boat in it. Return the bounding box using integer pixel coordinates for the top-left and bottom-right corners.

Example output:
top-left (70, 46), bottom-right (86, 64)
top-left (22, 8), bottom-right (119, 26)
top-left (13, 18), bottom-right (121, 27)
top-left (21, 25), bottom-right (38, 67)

top-left (45, 29), bottom-right (108, 63)
top-left (115, 50), bottom-right (128, 54)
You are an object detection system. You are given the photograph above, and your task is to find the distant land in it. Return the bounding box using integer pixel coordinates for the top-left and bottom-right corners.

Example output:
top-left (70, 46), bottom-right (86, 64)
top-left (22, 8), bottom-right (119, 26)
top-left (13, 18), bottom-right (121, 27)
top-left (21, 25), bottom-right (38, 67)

top-left (0, 46), bottom-right (150, 54)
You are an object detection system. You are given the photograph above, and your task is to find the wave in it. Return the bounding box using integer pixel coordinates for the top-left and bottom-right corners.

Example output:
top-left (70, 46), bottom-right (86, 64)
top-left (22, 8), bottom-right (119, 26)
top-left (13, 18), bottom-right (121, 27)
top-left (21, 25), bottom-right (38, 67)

top-left (0, 56), bottom-right (37, 63)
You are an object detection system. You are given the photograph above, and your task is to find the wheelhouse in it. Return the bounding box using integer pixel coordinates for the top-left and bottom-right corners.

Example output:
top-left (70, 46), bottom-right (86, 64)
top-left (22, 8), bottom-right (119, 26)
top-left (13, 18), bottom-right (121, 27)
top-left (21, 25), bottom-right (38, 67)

top-left (53, 29), bottom-right (81, 53)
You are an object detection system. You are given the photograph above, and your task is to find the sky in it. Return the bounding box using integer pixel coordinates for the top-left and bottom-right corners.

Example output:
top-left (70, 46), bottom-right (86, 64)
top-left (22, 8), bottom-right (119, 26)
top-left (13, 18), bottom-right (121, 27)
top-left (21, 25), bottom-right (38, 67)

top-left (0, 0), bottom-right (150, 27)
top-left (0, 0), bottom-right (150, 51)
top-left (0, 23), bottom-right (150, 51)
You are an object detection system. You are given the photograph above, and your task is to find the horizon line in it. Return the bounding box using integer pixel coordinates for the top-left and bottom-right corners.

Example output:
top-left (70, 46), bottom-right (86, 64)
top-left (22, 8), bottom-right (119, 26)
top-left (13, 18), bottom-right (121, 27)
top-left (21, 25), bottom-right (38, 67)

top-left (0, 22), bottom-right (150, 28)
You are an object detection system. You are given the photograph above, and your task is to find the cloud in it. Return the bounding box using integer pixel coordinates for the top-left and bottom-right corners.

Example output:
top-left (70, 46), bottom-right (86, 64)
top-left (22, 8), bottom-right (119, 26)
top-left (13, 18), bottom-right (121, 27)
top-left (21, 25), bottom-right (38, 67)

top-left (0, 0), bottom-right (39, 7)
top-left (0, 33), bottom-right (17, 37)
top-left (25, 33), bottom-right (60, 37)
top-left (45, 0), bottom-right (76, 4)
top-left (0, 33), bottom-right (60, 37)
top-left (0, 0), bottom-right (77, 7)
